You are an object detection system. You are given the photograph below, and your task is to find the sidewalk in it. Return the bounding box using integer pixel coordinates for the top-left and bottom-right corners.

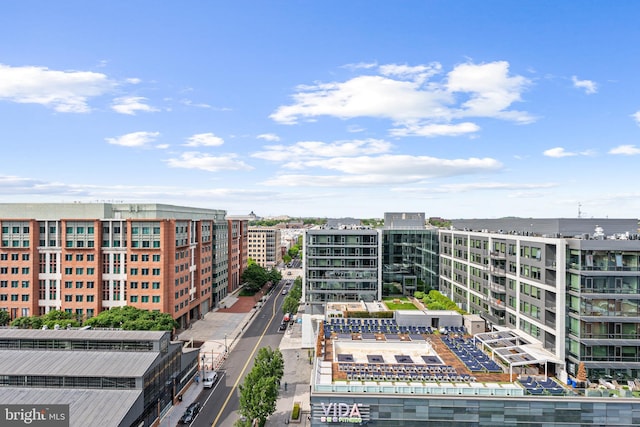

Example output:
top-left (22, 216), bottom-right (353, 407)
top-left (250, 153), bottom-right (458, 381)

top-left (158, 289), bottom-right (313, 427)
top-left (158, 292), bottom-right (258, 427)
top-left (265, 319), bottom-right (313, 427)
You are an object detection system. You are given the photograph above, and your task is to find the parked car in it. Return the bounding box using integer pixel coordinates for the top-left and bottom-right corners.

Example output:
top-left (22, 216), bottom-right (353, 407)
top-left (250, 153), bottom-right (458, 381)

top-left (203, 371), bottom-right (218, 389)
top-left (179, 402), bottom-right (201, 424)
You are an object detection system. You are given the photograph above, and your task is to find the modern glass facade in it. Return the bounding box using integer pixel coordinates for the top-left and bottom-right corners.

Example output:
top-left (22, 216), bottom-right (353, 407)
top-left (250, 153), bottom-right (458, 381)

top-left (303, 228), bottom-right (382, 313)
top-left (382, 228), bottom-right (439, 294)
top-left (310, 395), bottom-right (640, 426)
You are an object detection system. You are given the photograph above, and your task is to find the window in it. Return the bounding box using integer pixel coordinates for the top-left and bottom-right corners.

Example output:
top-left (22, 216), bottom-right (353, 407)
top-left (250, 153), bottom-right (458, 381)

top-left (87, 268), bottom-right (94, 275)
top-left (152, 254), bottom-right (160, 262)
top-left (141, 282), bottom-right (149, 289)
top-left (87, 295), bottom-right (94, 302)
top-left (87, 281), bottom-right (94, 288)
top-left (66, 227), bottom-right (73, 234)
top-left (141, 268), bottom-right (149, 275)
top-left (65, 281), bottom-right (72, 288)
top-left (11, 267), bottom-right (18, 274)
top-left (130, 268), bottom-right (138, 275)
top-left (22, 267), bottom-right (29, 274)
top-left (130, 254), bottom-right (138, 262)
top-left (152, 296), bottom-right (160, 303)
top-left (152, 268), bottom-right (160, 275)
top-left (130, 282), bottom-right (138, 289)
top-left (64, 267), bottom-right (72, 274)
top-left (75, 282), bottom-right (83, 288)
top-left (22, 295), bottom-right (29, 301)
top-left (130, 295), bottom-right (138, 302)
top-left (152, 282), bottom-right (160, 289)
top-left (0, 254), bottom-right (6, 260)
top-left (142, 254), bottom-right (149, 262)
top-left (141, 296), bottom-right (149, 303)
top-left (21, 281), bottom-right (28, 288)
top-left (76, 254), bottom-right (83, 261)
top-left (76, 295), bottom-right (83, 302)
top-left (65, 295), bottom-right (72, 302)
top-left (76, 227), bottom-right (84, 234)
top-left (87, 226), bottom-right (94, 234)
top-left (87, 254), bottom-right (94, 261)
top-left (75, 268), bottom-right (83, 275)
top-left (11, 281), bottom-right (18, 288)
top-left (22, 254), bottom-right (29, 261)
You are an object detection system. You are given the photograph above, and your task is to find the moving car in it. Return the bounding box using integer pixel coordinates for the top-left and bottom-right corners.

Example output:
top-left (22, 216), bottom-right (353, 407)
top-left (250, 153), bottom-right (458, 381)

top-left (179, 402), bottom-right (201, 424)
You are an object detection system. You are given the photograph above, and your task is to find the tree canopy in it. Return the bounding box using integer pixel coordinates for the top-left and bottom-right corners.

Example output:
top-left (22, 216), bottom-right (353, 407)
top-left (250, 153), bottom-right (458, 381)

top-left (237, 346), bottom-right (284, 426)
top-left (282, 277), bottom-right (302, 315)
top-left (241, 264), bottom-right (281, 294)
top-left (84, 306), bottom-right (178, 331)
top-left (10, 309), bottom-right (80, 329)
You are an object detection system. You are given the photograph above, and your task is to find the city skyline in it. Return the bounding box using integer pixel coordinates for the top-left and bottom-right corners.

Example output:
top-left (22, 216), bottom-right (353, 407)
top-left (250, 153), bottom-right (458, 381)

top-left (1, 2), bottom-right (640, 219)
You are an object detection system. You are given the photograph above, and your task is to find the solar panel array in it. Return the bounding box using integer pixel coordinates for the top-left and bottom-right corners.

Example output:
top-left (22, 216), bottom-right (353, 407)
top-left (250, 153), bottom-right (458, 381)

top-left (442, 336), bottom-right (503, 373)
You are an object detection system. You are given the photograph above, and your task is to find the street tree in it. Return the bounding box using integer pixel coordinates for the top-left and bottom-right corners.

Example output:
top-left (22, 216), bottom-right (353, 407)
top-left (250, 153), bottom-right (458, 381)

top-left (0, 310), bottom-right (10, 326)
top-left (84, 306), bottom-right (178, 331)
top-left (241, 263), bottom-right (268, 293)
top-left (282, 278), bottom-right (302, 315)
top-left (238, 346), bottom-right (284, 426)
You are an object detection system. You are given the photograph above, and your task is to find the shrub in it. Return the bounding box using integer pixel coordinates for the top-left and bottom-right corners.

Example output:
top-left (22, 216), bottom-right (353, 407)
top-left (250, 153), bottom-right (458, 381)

top-left (292, 402), bottom-right (301, 420)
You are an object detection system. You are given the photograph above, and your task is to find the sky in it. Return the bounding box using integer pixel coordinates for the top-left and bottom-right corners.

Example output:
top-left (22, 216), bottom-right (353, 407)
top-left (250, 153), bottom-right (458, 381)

top-left (1, 1), bottom-right (640, 220)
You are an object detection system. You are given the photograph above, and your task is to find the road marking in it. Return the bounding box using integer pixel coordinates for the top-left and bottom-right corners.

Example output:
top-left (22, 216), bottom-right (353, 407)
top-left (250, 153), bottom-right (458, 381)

top-left (210, 293), bottom-right (279, 427)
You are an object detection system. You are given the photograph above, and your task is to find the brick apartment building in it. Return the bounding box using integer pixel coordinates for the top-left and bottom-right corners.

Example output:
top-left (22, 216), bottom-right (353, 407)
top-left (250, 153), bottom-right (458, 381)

top-left (0, 203), bottom-right (232, 329)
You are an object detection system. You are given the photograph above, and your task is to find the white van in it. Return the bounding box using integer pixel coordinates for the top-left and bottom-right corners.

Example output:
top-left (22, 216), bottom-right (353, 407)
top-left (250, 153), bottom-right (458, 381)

top-left (203, 371), bottom-right (218, 388)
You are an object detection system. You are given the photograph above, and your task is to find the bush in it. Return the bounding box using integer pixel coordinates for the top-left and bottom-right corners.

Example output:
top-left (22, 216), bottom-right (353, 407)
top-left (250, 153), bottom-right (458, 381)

top-left (292, 402), bottom-right (300, 420)
top-left (414, 291), bottom-right (425, 300)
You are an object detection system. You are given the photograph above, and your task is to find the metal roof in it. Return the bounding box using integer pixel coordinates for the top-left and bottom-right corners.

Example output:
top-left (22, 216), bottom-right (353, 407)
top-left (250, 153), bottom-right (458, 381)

top-left (0, 328), bottom-right (168, 341)
top-left (0, 387), bottom-right (141, 427)
top-left (0, 349), bottom-right (158, 377)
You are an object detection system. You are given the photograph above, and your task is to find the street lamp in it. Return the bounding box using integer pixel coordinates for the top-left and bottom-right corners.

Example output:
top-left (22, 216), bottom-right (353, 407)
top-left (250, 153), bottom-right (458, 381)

top-left (201, 354), bottom-right (206, 379)
top-left (224, 333), bottom-right (228, 354)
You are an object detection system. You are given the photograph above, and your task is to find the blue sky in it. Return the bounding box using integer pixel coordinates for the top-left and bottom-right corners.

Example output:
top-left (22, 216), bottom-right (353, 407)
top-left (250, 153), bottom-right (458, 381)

top-left (1, 1), bottom-right (640, 219)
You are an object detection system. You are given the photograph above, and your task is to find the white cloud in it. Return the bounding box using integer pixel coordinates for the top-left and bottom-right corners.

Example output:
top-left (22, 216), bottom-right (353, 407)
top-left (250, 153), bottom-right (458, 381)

top-left (252, 139), bottom-right (392, 162)
top-left (126, 77), bottom-right (141, 84)
top-left (390, 122), bottom-right (480, 137)
top-left (184, 133), bottom-right (224, 147)
top-left (543, 147), bottom-right (597, 158)
top-left (165, 152), bottom-right (252, 172)
top-left (105, 131), bottom-right (160, 147)
top-left (180, 99), bottom-right (212, 109)
top-left (446, 61), bottom-right (533, 122)
top-left (301, 154), bottom-right (501, 176)
top-left (257, 133), bottom-right (281, 142)
top-left (341, 62), bottom-right (378, 71)
top-left (0, 63), bottom-right (116, 112)
top-left (632, 111), bottom-right (640, 125)
top-left (111, 96), bottom-right (159, 115)
top-left (433, 182), bottom-right (557, 193)
top-left (571, 76), bottom-right (597, 94)
top-left (156, 144), bottom-right (170, 150)
top-left (261, 154), bottom-right (502, 187)
top-left (609, 144), bottom-right (640, 155)
top-left (543, 147), bottom-right (577, 158)
top-left (270, 60), bottom-right (533, 135)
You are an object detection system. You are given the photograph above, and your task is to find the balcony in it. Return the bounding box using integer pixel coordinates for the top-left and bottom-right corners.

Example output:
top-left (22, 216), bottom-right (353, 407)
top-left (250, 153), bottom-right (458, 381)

top-left (489, 251), bottom-right (506, 260)
top-left (489, 266), bottom-right (506, 277)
